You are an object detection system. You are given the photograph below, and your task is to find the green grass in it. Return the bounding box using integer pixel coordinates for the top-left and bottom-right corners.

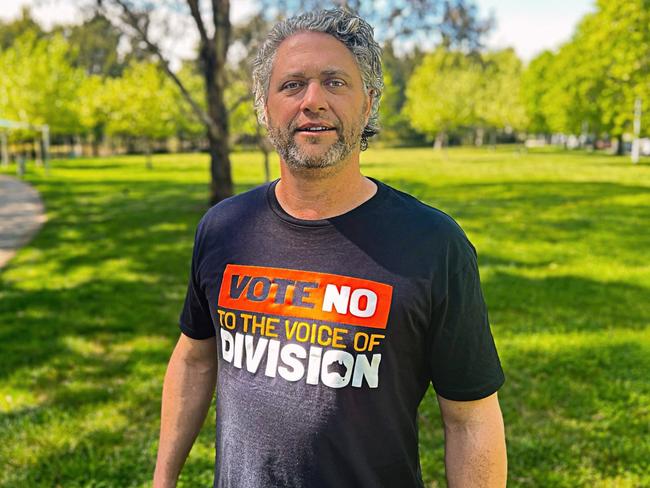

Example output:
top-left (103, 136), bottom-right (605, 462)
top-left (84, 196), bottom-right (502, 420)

top-left (1, 146), bottom-right (649, 487)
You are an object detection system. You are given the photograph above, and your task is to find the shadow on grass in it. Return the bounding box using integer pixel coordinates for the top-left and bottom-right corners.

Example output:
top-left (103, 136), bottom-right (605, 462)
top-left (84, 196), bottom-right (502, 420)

top-left (482, 269), bottom-right (650, 334)
top-left (384, 178), bottom-right (650, 263)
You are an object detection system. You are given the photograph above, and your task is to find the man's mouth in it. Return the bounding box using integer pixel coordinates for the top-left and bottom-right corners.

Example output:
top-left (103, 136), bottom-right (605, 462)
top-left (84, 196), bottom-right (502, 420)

top-left (294, 124), bottom-right (336, 133)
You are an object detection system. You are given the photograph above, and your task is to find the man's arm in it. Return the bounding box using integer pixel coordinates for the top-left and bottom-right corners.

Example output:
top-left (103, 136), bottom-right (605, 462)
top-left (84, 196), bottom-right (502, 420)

top-left (437, 392), bottom-right (507, 488)
top-left (153, 333), bottom-right (217, 488)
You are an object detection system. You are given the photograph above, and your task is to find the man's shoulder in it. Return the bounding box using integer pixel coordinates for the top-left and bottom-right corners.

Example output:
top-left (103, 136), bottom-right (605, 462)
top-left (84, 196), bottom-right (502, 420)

top-left (197, 181), bottom-right (271, 234)
top-left (378, 180), bottom-right (469, 242)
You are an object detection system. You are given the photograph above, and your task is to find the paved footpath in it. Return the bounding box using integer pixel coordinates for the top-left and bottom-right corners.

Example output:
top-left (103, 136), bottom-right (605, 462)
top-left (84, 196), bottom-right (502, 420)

top-left (0, 175), bottom-right (46, 269)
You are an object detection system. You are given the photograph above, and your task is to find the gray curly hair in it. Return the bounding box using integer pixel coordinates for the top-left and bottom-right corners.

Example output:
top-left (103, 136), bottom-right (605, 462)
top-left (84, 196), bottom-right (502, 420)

top-left (252, 8), bottom-right (384, 150)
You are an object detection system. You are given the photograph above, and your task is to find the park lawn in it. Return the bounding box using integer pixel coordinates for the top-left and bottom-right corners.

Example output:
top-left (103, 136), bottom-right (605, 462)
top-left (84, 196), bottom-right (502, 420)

top-left (1, 146), bottom-right (649, 487)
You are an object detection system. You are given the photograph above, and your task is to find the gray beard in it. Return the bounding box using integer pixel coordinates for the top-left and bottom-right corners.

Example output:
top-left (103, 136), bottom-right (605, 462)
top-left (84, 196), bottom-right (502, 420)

top-left (267, 120), bottom-right (361, 171)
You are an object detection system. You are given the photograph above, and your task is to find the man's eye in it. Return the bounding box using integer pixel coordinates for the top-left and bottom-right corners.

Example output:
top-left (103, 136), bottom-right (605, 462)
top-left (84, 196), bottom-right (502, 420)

top-left (282, 81), bottom-right (302, 90)
top-left (326, 79), bottom-right (345, 87)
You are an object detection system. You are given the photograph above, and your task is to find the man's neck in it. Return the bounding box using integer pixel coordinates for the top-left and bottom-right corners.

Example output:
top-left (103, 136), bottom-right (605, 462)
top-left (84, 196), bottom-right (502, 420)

top-left (275, 159), bottom-right (377, 220)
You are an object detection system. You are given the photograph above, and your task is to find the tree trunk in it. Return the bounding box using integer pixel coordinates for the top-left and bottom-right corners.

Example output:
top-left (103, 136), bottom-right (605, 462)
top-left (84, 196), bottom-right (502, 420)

top-left (475, 127), bottom-right (484, 146)
top-left (92, 125), bottom-right (102, 157)
top-left (1, 132), bottom-right (9, 167)
top-left (434, 131), bottom-right (446, 150)
top-left (34, 138), bottom-right (42, 166)
top-left (104, 0), bottom-right (235, 204)
top-left (616, 134), bottom-right (625, 155)
top-left (145, 138), bottom-right (153, 169)
top-left (201, 0), bottom-right (233, 205)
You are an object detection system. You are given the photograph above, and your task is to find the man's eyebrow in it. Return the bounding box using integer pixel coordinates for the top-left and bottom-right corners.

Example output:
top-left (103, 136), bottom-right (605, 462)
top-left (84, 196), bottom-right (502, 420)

top-left (321, 69), bottom-right (351, 78)
top-left (280, 68), bottom-right (352, 79)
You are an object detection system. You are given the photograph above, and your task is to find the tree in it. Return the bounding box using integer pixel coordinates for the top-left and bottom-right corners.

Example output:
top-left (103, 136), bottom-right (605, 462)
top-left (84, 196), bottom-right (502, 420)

top-left (379, 42), bottom-right (426, 144)
top-left (0, 32), bottom-right (83, 137)
top-left (535, 14), bottom-right (606, 138)
top-left (521, 51), bottom-right (554, 135)
top-left (102, 61), bottom-right (180, 165)
top-left (98, 0), bottom-right (233, 204)
top-left (404, 48), bottom-right (483, 147)
top-left (476, 49), bottom-right (527, 143)
top-left (77, 74), bottom-right (110, 154)
top-left (522, 0), bottom-right (650, 153)
top-left (64, 13), bottom-right (127, 77)
top-left (586, 0), bottom-right (650, 150)
top-left (226, 12), bottom-right (275, 180)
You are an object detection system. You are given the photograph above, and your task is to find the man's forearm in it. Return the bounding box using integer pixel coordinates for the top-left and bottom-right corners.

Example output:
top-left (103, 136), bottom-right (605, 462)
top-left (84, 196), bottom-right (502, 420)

top-left (440, 394), bottom-right (507, 487)
top-left (153, 336), bottom-right (217, 488)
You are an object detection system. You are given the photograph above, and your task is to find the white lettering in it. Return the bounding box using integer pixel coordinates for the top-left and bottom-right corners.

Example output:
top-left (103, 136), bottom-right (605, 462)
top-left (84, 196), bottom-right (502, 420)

top-left (322, 284), bottom-right (351, 314)
top-left (351, 354), bottom-right (381, 388)
top-left (233, 332), bottom-right (244, 368)
top-left (278, 343), bottom-right (306, 382)
top-left (220, 329), bottom-right (234, 363)
top-left (349, 289), bottom-right (377, 318)
top-left (320, 350), bottom-right (354, 388)
top-left (264, 339), bottom-right (280, 378)
top-left (306, 346), bottom-right (323, 385)
top-left (245, 334), bottom-right (268, 373)
top-left (222, 331), bottom-right (381, 389)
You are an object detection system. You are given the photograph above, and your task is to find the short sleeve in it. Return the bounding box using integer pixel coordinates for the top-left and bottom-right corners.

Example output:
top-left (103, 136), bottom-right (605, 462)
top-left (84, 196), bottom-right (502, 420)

top-left (428, 253), bottom-right (505, 401)
top-left (179, 221), bottom-right (216, 339)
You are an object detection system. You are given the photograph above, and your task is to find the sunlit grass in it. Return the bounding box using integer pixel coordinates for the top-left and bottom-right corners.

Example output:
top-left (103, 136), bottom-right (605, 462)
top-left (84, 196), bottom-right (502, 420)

top-left (1, 146), bottom-right (649, 487)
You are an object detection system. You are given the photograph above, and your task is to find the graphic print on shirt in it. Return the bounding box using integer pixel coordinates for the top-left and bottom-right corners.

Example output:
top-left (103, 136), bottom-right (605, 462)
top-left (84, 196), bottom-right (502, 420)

top-left (216, 264), bottom-right (393, 389)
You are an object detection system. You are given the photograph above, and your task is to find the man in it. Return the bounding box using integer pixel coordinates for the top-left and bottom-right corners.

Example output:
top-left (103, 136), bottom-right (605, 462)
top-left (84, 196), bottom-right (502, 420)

top-left (154, 8), bottom-right (506, 488)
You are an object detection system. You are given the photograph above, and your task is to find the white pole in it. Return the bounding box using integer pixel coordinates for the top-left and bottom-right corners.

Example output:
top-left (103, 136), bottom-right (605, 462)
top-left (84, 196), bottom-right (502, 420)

top-left (632, 97), bottom-right (642, 164)
top-left (34, 137), bottom-right (42, 166)
top-left (42, 125), bottom-right (50, 174)
top-left (1, 132), bottom-right (8, 167)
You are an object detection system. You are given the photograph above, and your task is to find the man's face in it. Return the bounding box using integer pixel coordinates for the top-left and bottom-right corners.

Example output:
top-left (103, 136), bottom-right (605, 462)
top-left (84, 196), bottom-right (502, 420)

top-left (265, 31), bottom-right (371, 171)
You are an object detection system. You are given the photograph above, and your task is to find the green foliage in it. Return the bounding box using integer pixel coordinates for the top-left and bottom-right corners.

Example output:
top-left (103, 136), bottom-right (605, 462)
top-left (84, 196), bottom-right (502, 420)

top-left (174, 60), bottom-right (259, 140)
top-left (523, 0), bottom-right (650, 137)
top-left (226, 78), bottom-right (257, 138)
top-left (102, 62), bottom-right (180, 140)
top-left (64, 13), bottom-right (126, 77)
top-left (379, 65), bottom-right (404, 132)
top-left (404, 48), bottom-right (527, 141)
top-left (478, 49), bottom-right (528, 132)
top-left (1, 147), bottom-right (649, 486)
top-left (77, 75), bottom-right (109, 141)
top-left (0, 31), bottom-right (84, 136)
top-left (175, 63), bottom-right (206, 138)
top-left (404, 48), bottom-right (482, 138)
top-left (521, 51), bottom-right (554, 134)
top-left (377, 42), bottom-right (425, 144)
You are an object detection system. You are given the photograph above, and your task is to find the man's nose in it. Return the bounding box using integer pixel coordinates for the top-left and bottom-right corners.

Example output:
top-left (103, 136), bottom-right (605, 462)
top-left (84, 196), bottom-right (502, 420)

top-left (300, 80), bottom-right (328, 113)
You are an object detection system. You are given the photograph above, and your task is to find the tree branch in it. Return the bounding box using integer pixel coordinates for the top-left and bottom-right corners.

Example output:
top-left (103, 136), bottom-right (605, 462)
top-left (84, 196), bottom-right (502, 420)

top-left (212, 0), bottom-right (231, 50)
top-left (228, 93), bottom-right (252, 113)
top-left (187, 0), bottom-right (211, 45)
top-left (107, 0), bottom-right (216, 131)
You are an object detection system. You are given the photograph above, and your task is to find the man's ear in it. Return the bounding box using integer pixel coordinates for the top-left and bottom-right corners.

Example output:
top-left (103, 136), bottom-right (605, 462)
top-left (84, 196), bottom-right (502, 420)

top-left (364, 89), bottom-right (374, 125)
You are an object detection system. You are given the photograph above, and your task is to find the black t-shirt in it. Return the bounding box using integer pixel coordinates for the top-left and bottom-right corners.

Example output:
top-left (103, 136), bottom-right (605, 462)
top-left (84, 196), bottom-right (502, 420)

top-left (180, 178), bottom-right (504, 488)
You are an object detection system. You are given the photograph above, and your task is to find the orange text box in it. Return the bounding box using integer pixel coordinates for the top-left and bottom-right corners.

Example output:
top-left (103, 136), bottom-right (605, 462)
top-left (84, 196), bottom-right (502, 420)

top-left (218, 264), bottom-right (393, 329)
